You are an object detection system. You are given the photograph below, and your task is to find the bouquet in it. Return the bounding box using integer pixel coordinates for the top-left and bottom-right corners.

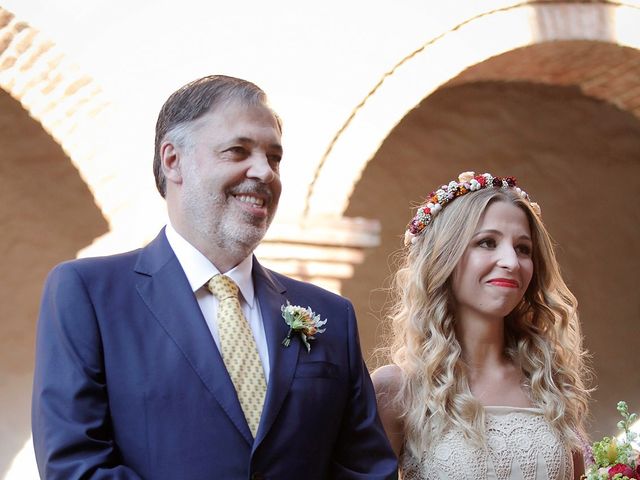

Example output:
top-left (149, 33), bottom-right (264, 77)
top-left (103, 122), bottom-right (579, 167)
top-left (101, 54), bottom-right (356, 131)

top-left (584, 401), bottom-right (639, 479)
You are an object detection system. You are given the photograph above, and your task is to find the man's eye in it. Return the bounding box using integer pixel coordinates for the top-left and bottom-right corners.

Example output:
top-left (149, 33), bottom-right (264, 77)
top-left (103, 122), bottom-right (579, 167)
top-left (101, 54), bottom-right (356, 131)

top-left (224, 146), bottom-right (248, 157)
top-left (230, 146), bottom-right (246, 153)
top-left (267, 154), bottom-right (282, 165)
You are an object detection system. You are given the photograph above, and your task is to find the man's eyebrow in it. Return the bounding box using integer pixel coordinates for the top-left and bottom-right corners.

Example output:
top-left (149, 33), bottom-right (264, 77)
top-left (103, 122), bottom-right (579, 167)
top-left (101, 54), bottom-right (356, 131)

top-left (269, 143), bottom-right (283, 154)
top-left (233, 136), bottom-right (283, 152)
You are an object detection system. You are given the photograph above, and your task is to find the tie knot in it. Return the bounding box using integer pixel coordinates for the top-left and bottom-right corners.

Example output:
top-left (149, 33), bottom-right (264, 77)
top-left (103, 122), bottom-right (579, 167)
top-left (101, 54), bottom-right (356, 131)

top-left (207, 274), bottom-right (239, 300)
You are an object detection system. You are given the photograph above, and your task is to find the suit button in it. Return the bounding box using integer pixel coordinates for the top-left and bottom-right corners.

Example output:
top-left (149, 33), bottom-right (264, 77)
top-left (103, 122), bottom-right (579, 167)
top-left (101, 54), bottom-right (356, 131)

top-left (251, 474), bottom-right (265, 480)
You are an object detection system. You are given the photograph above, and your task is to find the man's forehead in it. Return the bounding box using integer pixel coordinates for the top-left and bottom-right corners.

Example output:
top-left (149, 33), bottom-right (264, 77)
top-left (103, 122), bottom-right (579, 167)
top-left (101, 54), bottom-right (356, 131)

top-left (184, 102), bottom-right (282, 151)
top-left (195, 100), bottom-right (279, 127)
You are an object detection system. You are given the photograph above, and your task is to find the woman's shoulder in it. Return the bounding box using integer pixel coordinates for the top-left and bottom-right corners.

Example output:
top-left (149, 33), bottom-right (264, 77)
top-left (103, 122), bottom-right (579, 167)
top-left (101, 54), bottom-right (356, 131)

top-left (371, 364), bottom-right (406, 457)
top-left (371, 364), bottom-right (403, 395)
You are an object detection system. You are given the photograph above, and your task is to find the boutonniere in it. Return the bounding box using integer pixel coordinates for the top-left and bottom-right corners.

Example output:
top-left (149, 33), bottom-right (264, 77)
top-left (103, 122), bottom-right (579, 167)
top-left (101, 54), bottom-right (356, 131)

top-left (281, 301), bottom-right (327, 353)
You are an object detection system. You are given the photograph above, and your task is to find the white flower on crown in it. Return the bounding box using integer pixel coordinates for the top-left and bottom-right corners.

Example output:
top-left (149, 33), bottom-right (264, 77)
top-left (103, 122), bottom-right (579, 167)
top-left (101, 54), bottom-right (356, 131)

top-left (458, 171), bottom-right (475, 183)
top-left (404, 230), bottom-right (415, 246)
top-left (469, 179), bottom-right (481, 191)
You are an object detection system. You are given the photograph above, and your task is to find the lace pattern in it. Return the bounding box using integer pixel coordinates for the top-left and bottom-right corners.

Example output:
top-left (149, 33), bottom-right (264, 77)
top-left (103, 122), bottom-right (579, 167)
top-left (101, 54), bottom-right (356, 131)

top-left (401, 406), bottom-right (573, 480)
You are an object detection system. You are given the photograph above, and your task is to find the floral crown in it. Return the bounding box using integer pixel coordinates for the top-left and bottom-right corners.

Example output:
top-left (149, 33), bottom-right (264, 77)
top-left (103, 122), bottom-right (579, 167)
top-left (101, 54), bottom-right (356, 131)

top-left (404, 171), bottom-right (541, 246)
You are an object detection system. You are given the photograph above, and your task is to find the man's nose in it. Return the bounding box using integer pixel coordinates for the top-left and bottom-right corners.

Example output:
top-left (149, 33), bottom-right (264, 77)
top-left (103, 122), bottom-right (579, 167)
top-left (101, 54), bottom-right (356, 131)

top-left (246, 154), bottom-right (277, 183)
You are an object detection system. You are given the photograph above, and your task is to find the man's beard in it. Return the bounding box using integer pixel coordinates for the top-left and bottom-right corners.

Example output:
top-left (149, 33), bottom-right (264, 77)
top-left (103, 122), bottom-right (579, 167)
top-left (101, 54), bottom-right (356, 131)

top-left (213, 207), bottom-right (272, 258)
top-left (184, 185), bottom-right (276, 262)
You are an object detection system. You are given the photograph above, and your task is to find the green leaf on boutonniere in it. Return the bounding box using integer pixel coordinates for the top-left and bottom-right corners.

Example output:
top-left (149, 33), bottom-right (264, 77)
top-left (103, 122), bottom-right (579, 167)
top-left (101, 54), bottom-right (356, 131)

top-left (281, 301), bottom-right (327, 353)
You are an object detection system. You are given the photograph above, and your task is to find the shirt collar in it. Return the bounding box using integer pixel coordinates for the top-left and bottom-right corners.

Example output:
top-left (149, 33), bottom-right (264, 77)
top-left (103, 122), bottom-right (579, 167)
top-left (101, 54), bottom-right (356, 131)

top-left (165, 223), bottom-right (255, 307)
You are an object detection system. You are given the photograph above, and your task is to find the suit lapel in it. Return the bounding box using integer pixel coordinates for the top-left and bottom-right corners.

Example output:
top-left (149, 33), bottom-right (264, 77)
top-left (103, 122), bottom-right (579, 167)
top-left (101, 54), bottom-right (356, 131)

top-left (252, 258), bottom-right (299, 450)
top-left (134, 230), bottom-right (253, 444)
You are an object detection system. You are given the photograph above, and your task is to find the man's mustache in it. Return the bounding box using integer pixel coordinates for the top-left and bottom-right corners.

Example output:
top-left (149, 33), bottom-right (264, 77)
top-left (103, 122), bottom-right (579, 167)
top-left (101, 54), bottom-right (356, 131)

top-left (229, 182), bottom-right (274, 204)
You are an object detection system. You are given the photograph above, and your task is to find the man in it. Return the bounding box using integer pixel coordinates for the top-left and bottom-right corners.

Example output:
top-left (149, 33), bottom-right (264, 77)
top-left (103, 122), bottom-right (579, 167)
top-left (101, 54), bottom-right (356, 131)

top-left (32, 75), bottom-right (397, 479)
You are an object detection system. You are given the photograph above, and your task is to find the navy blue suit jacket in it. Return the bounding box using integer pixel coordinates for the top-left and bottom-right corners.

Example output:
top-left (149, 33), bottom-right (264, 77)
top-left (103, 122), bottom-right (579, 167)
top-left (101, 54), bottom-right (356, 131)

top-left (32, 230), bottom-right (397, 479)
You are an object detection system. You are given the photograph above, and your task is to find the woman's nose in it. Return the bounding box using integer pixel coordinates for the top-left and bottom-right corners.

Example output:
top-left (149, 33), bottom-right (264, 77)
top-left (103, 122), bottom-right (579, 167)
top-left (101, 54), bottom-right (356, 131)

top-left (496, 245), bottom-right (519, 270)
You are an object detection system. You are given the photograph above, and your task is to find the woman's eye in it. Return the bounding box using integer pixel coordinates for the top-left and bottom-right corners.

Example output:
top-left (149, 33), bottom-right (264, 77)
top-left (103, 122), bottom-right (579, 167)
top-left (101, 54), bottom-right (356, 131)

top-left (517, 244), bottom-right (532, 256)
top-left (477, 238), bottom-right (496, 249)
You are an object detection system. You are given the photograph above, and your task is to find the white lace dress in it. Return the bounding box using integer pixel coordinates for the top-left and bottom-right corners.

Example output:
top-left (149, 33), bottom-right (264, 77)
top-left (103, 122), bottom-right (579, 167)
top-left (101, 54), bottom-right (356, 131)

top-left (400, 406), bottom-right (573, 480)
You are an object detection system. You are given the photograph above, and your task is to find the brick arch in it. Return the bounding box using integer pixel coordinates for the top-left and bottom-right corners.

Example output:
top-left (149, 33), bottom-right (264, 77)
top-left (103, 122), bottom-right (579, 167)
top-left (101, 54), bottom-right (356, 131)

top-left (445, 40), bottom-right (640, 117)
top-left (0, 8), bottom-right (121, 478)
top-left (0, 88), bottom-right (110, 479)
top-left (304, 1), bottom-right (640, 218)
top-left (0, 6), bottom-right (118, 239)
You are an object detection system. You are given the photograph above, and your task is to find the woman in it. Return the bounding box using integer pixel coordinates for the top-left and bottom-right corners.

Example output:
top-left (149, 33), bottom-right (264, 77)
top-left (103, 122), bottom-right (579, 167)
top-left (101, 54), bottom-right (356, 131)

top-left (373, 172), bottom-right (589, 479)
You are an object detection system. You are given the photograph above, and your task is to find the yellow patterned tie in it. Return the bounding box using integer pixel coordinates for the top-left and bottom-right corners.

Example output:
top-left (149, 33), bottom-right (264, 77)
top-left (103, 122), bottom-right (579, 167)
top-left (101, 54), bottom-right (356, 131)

top-left (206, 274), bottom-right (266, 438)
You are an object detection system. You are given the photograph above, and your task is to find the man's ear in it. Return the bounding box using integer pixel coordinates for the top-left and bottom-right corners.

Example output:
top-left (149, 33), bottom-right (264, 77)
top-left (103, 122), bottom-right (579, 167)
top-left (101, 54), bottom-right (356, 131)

top-left (161, 141), bottom-right (183, 186)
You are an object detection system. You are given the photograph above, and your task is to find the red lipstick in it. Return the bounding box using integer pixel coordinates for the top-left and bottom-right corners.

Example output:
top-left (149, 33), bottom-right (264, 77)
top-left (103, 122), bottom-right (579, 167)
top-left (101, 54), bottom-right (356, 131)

top-left (488, 278), bottom-right (520, 288)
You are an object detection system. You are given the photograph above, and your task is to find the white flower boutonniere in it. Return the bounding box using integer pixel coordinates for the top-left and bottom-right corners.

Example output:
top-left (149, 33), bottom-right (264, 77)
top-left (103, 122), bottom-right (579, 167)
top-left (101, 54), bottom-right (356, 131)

top-left (281, 301), bottom-right (327, 353)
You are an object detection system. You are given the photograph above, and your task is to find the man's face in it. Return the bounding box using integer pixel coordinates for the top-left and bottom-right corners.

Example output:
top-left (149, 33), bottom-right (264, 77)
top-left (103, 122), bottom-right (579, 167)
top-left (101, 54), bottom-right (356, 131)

top-left (173, 100), bottom-right (282, 263)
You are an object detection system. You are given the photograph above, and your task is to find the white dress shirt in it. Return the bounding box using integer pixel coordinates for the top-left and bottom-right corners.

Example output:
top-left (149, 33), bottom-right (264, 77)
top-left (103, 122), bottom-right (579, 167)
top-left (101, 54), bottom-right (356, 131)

top-left (165, 223), bottom-right (270, 383)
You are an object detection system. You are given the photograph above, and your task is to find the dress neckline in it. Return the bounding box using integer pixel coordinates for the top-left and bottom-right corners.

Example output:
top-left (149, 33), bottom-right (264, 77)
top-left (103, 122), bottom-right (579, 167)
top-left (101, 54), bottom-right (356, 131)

top-left (483, 405), bottom-right (543, 413)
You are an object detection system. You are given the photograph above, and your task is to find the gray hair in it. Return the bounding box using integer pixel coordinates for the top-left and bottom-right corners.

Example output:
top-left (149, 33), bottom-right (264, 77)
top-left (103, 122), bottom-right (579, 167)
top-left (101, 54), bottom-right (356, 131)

top-left (153, 75), bottom-right (282, 197)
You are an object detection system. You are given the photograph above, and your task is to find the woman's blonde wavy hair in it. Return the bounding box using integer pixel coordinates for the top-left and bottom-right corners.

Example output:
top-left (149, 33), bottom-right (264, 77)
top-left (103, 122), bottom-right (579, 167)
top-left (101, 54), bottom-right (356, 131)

top-left (385, 187), bottom-right (590, 458)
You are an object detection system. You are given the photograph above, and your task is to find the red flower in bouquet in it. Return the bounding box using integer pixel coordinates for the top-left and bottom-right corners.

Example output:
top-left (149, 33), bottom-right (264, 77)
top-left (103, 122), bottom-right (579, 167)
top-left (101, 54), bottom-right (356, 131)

top-left (608, 463), bottom-right (639, 479)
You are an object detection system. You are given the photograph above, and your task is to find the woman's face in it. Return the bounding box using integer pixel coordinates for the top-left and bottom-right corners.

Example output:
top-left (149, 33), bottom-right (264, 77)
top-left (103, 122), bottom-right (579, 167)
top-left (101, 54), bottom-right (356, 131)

top-left (451, 201), bottom-right (534, 323)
